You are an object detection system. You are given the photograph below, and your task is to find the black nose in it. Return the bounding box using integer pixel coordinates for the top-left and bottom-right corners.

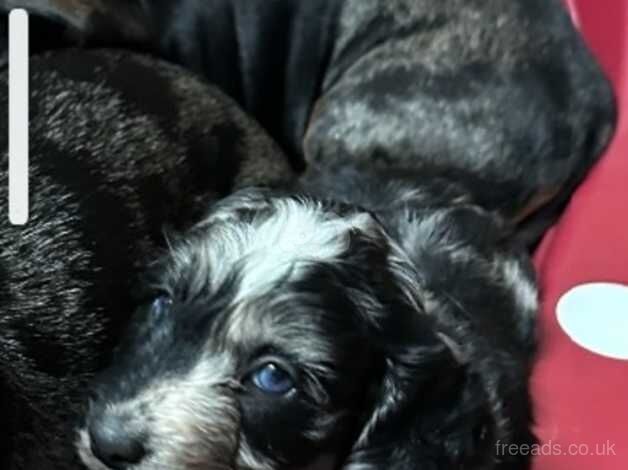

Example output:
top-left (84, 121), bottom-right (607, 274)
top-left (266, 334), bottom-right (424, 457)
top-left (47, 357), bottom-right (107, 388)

top-left (89, 413), bottom-right (146, 469)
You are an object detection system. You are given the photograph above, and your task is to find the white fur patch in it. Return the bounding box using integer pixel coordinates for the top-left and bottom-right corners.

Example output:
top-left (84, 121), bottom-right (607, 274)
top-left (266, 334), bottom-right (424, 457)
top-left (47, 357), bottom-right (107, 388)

top-left (176, 198), bottom-right (376, 303)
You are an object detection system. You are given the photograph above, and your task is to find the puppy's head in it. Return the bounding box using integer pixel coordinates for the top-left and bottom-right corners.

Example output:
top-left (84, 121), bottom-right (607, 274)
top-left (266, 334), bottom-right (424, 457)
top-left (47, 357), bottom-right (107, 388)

top-left (77, 188), bottom-right (489, 470)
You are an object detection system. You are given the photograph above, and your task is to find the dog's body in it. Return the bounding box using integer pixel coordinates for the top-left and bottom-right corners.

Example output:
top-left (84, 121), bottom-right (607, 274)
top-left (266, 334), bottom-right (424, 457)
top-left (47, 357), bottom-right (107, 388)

top-left (78, 163), bottom-right (537, 470)
top-left (0, 49), bottom-right (291, 470)
top-left (0, 1), bottom-right (618, 469)
top-left (1, 0), bottom-right (616, 243)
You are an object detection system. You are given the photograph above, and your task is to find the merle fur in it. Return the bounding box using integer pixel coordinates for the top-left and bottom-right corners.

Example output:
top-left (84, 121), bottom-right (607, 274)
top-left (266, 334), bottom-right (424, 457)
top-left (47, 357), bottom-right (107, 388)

top-left (79, 164), bottom-right (537, 470)
top-left (0, 1), bottom-right (618, 468)
top-left (0, 49), bottom-right (292, 470)
top-left (0, 0), bottom-right (617, 244)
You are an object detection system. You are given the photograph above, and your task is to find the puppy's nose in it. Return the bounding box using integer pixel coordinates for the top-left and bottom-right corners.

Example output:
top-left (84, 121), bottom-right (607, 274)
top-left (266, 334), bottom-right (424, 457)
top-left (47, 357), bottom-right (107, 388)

top-left (89, 414), bottom-right (146, 469)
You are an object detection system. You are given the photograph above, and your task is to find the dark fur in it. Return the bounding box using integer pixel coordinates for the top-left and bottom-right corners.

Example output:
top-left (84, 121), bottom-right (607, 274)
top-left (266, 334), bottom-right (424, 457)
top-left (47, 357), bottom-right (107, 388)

top-left (0, 1), bottom-right (617, 469)
top-left (79, 164), bottom-right (537, 470)
top-left (0, 49), bottom-right (292, 470)
top-left (299, 164), bottom-right (538, 470)
top-left (1, 0), bottom-right (617, 243)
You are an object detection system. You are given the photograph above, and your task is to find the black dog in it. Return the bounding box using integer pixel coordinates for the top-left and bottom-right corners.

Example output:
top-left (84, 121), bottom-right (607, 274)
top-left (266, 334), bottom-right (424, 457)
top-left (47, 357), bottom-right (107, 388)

top-left (0, 0), bottom-right (616, 243)
top-left (77, 161), bottom-right (537, 470)
top-left (0, 48), bottom-right (291, 470)
top-left (0, 1), bottom-right (617, 469)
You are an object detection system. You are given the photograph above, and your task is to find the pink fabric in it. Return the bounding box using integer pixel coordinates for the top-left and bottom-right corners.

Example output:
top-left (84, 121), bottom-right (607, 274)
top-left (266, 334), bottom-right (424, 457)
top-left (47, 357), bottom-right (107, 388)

top-left (532, 1), bottom-right (628, 469)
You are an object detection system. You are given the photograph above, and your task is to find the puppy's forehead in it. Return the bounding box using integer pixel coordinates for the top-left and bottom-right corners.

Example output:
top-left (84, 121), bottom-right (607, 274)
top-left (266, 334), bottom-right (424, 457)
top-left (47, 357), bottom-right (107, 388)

top-left (165, 195), bottom-right (379, 302)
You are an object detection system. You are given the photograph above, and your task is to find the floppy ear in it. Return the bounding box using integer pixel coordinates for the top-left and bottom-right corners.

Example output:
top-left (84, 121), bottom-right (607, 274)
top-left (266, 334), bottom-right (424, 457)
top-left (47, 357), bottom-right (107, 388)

top-left (346, 320), bottom-right (535, 469)
top-left (341, 213), bottom-right (536, 469)
top-left (341, 309), bottom-right (480, 470)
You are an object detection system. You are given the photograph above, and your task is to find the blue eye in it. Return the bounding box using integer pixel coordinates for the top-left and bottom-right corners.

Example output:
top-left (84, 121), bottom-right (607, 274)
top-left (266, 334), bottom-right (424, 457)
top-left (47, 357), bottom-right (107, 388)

top-left (151, 295), bottom-right (172, 316)
top-left (252, 363), bottom-right (295, 395)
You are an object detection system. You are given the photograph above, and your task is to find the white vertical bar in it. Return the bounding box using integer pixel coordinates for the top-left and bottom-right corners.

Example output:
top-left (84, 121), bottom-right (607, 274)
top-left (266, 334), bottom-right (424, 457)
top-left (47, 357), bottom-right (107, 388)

top-left (9, 9), bottom-right (29, 225)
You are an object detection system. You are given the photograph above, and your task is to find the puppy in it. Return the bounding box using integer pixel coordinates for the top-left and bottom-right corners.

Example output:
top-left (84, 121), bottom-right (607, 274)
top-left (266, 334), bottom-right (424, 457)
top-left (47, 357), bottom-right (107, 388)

top-left (1, 0), bottom-right (617, 243)
top-left (78, 162), bottom-right (537, 470)
top-left (0, 48), bottom-right (292, 470)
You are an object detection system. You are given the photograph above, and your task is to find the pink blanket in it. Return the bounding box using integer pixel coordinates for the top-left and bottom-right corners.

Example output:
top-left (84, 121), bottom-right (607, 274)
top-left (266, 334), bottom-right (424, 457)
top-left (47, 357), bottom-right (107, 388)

top-left (532, 1), bottom-right (628, 468)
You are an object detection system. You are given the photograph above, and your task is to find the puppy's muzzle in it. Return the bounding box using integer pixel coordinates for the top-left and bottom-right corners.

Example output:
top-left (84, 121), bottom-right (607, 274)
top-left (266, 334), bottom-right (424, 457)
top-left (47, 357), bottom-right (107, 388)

top-left (87, 410), bottom-right (147, 469)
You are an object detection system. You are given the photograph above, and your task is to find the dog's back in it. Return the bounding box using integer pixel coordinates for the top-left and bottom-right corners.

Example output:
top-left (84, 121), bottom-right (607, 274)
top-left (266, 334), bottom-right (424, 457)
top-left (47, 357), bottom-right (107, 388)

top-left (2, 0), bottom-right (616, 244)
top-left (305, 0), bottom-right (616, 243)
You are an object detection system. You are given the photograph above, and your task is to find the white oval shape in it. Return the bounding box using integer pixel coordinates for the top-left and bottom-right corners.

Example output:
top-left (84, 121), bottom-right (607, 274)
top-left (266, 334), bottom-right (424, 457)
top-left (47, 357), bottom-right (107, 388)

top-left (556, 283), bottom-right (628, 361)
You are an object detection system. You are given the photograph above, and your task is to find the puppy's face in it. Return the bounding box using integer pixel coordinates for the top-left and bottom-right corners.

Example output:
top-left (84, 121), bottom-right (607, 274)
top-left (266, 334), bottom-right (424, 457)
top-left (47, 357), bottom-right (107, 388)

top-left (78, 189), bottom-right (427, 470)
